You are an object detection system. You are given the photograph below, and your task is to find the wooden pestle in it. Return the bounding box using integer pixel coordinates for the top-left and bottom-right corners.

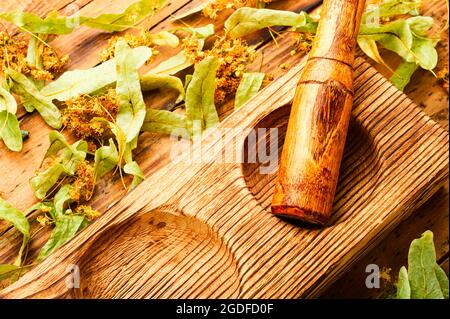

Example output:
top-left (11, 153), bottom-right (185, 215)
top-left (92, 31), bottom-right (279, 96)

top-left (271, 0), bottom-right (366, 225)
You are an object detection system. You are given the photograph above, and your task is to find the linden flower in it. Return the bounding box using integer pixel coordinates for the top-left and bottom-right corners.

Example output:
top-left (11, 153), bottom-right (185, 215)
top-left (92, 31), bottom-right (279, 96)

top-left (291, 31), bottom-right (315, 55)
top-left (185, 35), bottom-right (256, 104)
top-left (36, 214), bottom-right (53, 227)
top-left (0, 32), bottom-right (68, 81)
top-left (100, 31), bottom-right (158, 61)
top-left (70, 160), bottom-right (95, 202)
top-left (437, 64), bottom-right (449, 91)
top-left (203, 0), bottom-right (242, 19)
top-left (62, 89), bottom-right (119, 140)
top-left (75, 205), bottom-right (101, 221)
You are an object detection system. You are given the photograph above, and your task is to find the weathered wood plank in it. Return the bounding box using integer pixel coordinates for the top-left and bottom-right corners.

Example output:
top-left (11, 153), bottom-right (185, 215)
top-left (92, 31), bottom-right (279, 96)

top-left (0, 57), bottom-right (448, 298)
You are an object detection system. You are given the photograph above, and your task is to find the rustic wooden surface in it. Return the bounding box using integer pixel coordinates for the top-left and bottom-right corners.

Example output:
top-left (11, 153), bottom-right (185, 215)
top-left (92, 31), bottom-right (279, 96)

top-left (0, 0), bottom-right (448, 298)
top-left (0, 56), bottom-right (448, 298)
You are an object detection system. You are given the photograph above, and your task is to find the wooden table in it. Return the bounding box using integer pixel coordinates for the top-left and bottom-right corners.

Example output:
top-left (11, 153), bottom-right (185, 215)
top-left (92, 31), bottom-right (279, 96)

top-left (0, 0), bottom-right (448, 298)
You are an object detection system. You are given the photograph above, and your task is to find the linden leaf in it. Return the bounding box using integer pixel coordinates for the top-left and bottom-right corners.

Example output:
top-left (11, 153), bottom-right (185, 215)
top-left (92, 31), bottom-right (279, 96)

top-left (41, 46), bottom-right (151, 101)
top-left (235, 72), bottom-right (265, 109)
top-left (0, 198), bottom-right (30, 266)
top-left (225, 8), bottom-right (317, 38)
top-left (185, 56), bottom-right (219, 134)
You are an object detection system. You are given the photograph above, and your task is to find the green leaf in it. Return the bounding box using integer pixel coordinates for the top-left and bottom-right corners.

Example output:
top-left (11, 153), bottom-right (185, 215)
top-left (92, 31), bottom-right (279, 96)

top-left (408, 231), bottom-right (444, 299)
top-left (148, 42), bottom-right (203, 75)
top-left (30, 132), bottom-right (87, 199)
top-left (0, 198), bottom-right (30, 266)
top-left (396, 266), bottom-right (411, 299)
top-left (26, 35), bottom-right (46, 90)
top-left (362, 0), bottom-right (421, 24)
top-left (410, 37), bottom-right (438, 71)
top-left (94, 138), bottom-right (119, 181)
top-left (357, 36), bottom-right (389, 67)
top-left (146, 31), bottom-right (179, 47)
top-left (0, 84), bottom-right (18, 114)
top-left (115, 40), bottom-right (147, 144)
top-left (0, 111), bottom-right (22, 152)
top-left (171, 1), bottom-right (210, 20)
top-left (0, 11), bottom-right (76, 34)
top-left (82, 0), bottom-right (165, 32)
top-left (224, 8), bottom-right (317, 38)
top-left (360, 19), bottom-right (414, 50)
top-left (434, 264), bottom-right (449, 299)
top-left (390, 60), bottom-right (419, 91)
top-left (185, 56), bottom-right (219, 134)
top-left (53, 184), bottom-right (75, 219)
top-left (6, 68), bottom-right (62, 129)
top-left (123, 161), bottom-right (144, 190)
top-left (0, 0), bottom-right (166, 34)
top-left (41, 46), bottom-right (151, 101)
top-left (172, 24), bottom-right (215, 39)
top-left (235, 72), bottom-right (265, 109)
top-left (0, 264), bottom-right (22, 281)
top-left (140, 73), bottom-right (185, 102)
top-left (142, 109), bottom-right (188, 136)
top-left (408, 16), bottom-right (434, 36)
top-left (37, 214), bottom-right (85, 262)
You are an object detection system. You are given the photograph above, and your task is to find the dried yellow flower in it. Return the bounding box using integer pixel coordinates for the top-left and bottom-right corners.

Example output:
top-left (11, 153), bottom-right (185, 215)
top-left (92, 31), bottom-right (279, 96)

top-left (0, 31), bottom-right (68, 81)
top-left (36, 214), bottom-right (53, 227)
top-left (437, 64), bottom-right (449, 91)
top-left (203, 0), bottom-right (245, 19)
top-left (100, 31), bottom-right (158, 61)
top-left (187, 36), bottom-right (256, 104)
top-left (62, 89), bottom-right (119, 140)
top-left (70, 160), bottom-right (95, 202)
top-left (75, 205), bottom-right (101, 221)
top-left (291, 31), bottom-right (315, 55)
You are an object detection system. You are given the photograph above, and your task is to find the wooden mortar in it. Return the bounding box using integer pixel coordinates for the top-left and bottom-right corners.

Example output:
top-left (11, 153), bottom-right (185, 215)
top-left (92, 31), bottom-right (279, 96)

top-left (271, 0), bottom-right (366, 225)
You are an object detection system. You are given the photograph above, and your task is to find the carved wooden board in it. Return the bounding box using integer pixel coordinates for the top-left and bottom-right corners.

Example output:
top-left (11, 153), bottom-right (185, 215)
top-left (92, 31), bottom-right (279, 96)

top-left (1, 57), bottom-right (448, 298)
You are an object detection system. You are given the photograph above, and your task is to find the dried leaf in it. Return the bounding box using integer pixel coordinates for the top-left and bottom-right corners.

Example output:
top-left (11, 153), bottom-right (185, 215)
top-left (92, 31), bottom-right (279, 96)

top-left (171, 1), bottom-right (211, 20)
top-left (0, 84), bottom-right (18, 114)
top-left (53, 184), bottom-right (75, 219)
top-left (37, 214), bottom-right (85, 262)
top-left (408, 231), bottom-right (445, 299)
top-left (115, 40), bottom-right (147, 143)
top-left (94, 138), bottom-right (119, 181)
top-left (235, 72), bottom-right (265, 109)
top-left (185, 56), bottom-right (219, 134)
top-left (225, 8), bottom-right (317, 38)
top-left (0, 0), bottom-right (166, 34)
top-left (6, 68), bottom-right (61, 129)
top-left (142, 109), bottom-right (188, 135)
top-left (140, 72), bottom-right (185, 102)
top-left (82, 0), bottom-right (165, 32)
top-left (0, 264), bottom-right (22, 281)
top-left (396, 266), bottom-right (411, 299)
top-left (30, 131), bottom-right (87, 199)
top-left (0, 198), bottom-right (30, 266)
top-left (173, 24), bottom-right (215, 39)
top-left (390, 60), bottom-right (418, 91)
top-left (41, 46), bottom-right (151, 101)
top-left (147, 31), bottom-right (180, 47)
top-left (362, 0), bottom-right (421, 24)
top-left (123, 161), bottom-right (144, 190)
top-left (0, 111), bottom-right (22, 152)
top-left (434, 264), bottom-right (449, 299)
top-left (149, 47), bottom-right (199, 75)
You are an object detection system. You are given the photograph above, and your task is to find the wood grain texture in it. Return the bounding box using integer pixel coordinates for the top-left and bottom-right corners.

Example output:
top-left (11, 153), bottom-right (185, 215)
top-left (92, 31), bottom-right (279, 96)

top-left (0, 0), bottom-right (448, 298)
top-left (320, 0), bottom-right (449, 298)
top-left (0, 0), bottom-right (322, 268)
top-left (0, 57), bottom-right (448, 298)
top-left (272, 0), bottom-right (366, 224)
